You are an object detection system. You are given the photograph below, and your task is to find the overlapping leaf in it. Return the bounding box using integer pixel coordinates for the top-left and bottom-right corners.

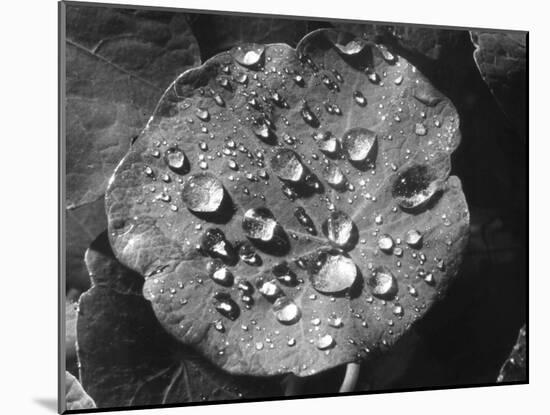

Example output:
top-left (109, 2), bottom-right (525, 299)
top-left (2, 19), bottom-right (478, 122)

top-left (497, 324), bottom-right (526, 383)
top-left (77, 232), bottom-right (280, 408)
top-left (471, 31), bottom-right (527, 138)
top-left (105, 29), bottom-right (469, 377)
top-left (64, 4), bottom-right (200, 298)
top-left (65, 371), bottom-right (96, 410)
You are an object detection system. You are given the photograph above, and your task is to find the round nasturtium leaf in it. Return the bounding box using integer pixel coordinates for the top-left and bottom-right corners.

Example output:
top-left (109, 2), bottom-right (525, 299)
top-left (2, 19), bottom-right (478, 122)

top-left (106, 29), bottom-right (469, 377)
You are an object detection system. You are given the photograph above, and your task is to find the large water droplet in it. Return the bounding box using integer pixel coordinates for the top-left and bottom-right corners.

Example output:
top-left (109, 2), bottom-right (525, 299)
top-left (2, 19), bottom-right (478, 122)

top-left (231, 43), bottom-right (265, 67)
top-left (273, 297), bottom-right (301, 324)
top-left (196, 108), bottom-right (210, 122)
top-left (325, 211), bottom-right (354, 247)
top-left (368, 267), bottom-right (398, 299)
top-left (392, 165), bottom-right (439, 210)
top-left (242, 207), bottom-right (278, 241)
top-left (165, 147), bottom-right (188, 174)
top-left (310, 251), bottom-right (357, 294)
top-left (270, 149), bottom-right (305, 182)
top-left (213, 292), bottom-right (240, 320)
top-left (182, 173), bottom-right (225, 212)
top-left (342, 128), bottom-right (377, 163)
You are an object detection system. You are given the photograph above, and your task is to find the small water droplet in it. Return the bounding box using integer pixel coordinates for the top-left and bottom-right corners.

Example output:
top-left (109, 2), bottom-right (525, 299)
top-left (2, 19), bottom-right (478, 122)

top-left (196, 108), bottom-right (210, 121)
top-left (273, 297), bottom-right (301, 324)
top-left (353, 91), bottom-right (367, 106)
top-left (165, 148), bottom-right (188, 173)
top-left (377, 234), bottom-right (394, 253)
top-left (415, 123), bottom-right (427, 136)
top-left (213, 292), bottom-right (239, 320)
top-left (207, 260), bottom-right (234, 286)
top-left (272, 262), bottom-right (298, 286)
top-left (294, 207), bottom-right (316, 234)
top-left (405, 229), bottom-right (423, 248)
top-left (300, 100), bottom-right (319, 127)
top-left (316, 334), bottom-right (335, 350)
top-left (328, 316), bottom-right (343, 328)
top-left (239, 242), bottom-right (260, 265)
top-left (182, 173), bottom-right (225, 212)
top-left (256, 278), bottom-right (282, 299)
top-left (201, 228), bottom-right (234, 260)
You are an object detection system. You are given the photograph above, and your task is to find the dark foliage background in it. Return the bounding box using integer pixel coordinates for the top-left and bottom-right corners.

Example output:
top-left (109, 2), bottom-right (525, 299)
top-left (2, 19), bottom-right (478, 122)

top-left (63, 3), bottom-right (527, 409)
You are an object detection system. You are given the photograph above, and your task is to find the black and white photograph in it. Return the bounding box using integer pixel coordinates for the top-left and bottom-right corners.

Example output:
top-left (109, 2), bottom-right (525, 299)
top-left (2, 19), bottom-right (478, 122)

top-left (59, 1), bottom-right (528, 412)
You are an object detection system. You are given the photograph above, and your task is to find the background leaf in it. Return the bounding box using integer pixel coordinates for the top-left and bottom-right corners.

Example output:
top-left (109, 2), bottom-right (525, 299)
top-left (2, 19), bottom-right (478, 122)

top-left (77, 232), bottom-right (281, 408)
top-left (497, 324), bottom-right (527, 383)
top-left (105, 29), bottom-right (469, 378)
top-left (471, 31), bottom-right (527, 139)
top-left (64, 4), bottom-right (201, 299)
top-left (187, 13), bottom-right (330, 61)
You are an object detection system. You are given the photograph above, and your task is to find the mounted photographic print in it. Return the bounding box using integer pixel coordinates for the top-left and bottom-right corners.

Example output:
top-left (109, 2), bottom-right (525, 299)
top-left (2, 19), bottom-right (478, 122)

top-left (59, 1), bottom-right (528, 412)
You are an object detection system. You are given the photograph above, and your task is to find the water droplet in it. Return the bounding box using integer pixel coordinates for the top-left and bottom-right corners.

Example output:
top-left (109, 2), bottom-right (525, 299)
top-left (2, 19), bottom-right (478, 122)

top-left (313, 131), bottom-right (339, 155)
top-left (207, 260), bottom-right (234, 286)
top-left (182, 173), bottom-right (225, 212)
top-left (294, 207), bottom-right (316, 234)
top-left (392, 304), bottom-right (404, 317)
top-left (377, 44), bottom-right (395, 62)
top-left (405, 229), bottom-right (423, 248)
top-left (392, 165), bottom-right (439, 210)
top-left (415, 123), bottom-right (427, 136)
top-left (316, 334), bottom-right (335, 350)
top-left (196, 108), bottom-right (210, 121)
top-left (255, 342), bottom-right (264, 350)
top-left (325, 211), bottom-right (357, 249)
top-left (328, 316), bottom-right (343, 328)
top-left (201, 228), bottom-right (233, 259)
top-left (232, 43), bottom-right (265, 67)
top-left (300, 100), bottom-right (319, 127)
top-left (342, 128), bottom-right (377, 162)
top-left (332, 69), bottom-right (343, 83)
top-left (365, 67), bottom-right (380, 83)
top-left (273, 297), bottom-right (301, 324)
top-left (287, 337), bottom-right (296, 347)
top-left (242, 207), bottom-right (278, 241)
top-left (377, 234), bottom-right (394, 253)
top-left (165, 147), bottom-right (188, 173)
top-left (322, 163), bottom-right (347, 189)
top-left (353, 91), bottom-right (367, 106)
top-left (256, 278), bottom-right (282, 299)
top-left (394, 75), bottom-right (403, 85)
top-left (272, 262), bottom-right (298, 286)
top-left (214, 320), bottom-right (225, 332)
top-left (239, 242), bottom-right (260, 265)
top-left (368, 267), bottom-right (398, 299)
top-left (270, 149), bottom-right (305, 182)
top-left (213, 94), bottom-right (225, 107)
top-left (310, 251), bottom-right (357, 294)
top-left (213, 292), bottom-right (240, 320)
top-left (413, 87), bottom-right (441, 106)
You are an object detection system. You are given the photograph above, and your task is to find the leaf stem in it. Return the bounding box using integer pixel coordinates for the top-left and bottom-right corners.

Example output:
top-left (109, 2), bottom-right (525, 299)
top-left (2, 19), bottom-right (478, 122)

top-left (339, 362), bottom-right (360, 393)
